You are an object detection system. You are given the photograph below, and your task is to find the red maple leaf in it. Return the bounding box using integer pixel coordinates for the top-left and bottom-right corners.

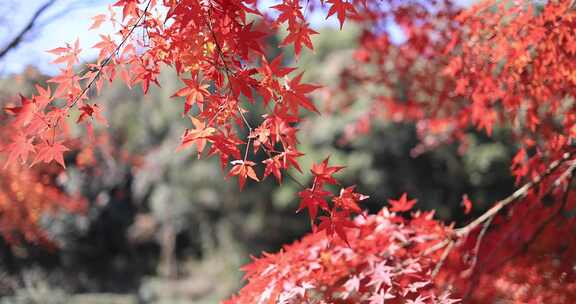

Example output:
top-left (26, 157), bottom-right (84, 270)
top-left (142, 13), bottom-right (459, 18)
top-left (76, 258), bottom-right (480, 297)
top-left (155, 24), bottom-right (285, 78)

top-left (311, 157), bottom-right (344, 186)
top-left (280, 22), bottom-right (318, 57)
top-left (48, 67), bottom-right (82, 100)
top-left (280, 148), bottom-right (304, 173)
top-left (461, 194), bottom-right (473, 215)
top-left (236, 22), bottom-right (267, 58)
top-left (3, 134), bottom-right (35, 168)
top-left (271, 0), bottom-right (304, 28)
top-left (47, 39), bottom-right (81, 67)
top-left (34, 84), bottom-right (53, 110)
top-left (326, 0), bottom-right (357, 30)
top-left (260, 54), bottom-right (295, 79)
top-left (92, 34), bottom-right (117, 59)
top-left (177, 116), bottom-right (216, 159)
top-left (367, 288), bottom-right (396, 304)
top-left (261, 148), bottom-right (305, 184)
top-left (32, 141), bottom-right (70, 168)
top-left (77, 104), bottom-right (108, 126)
top-left (263, 155), bottom-right (283, 183)
top-left (229, 160), bottom-right (259, 190)
top-left (4, 94), bottom-right (35, 127)
top-left (318, 210), bottom-right (357, 245)
top-left (113, 0), bottom-right (140, 20)
top-left (332, 186), bottom-right (368, 214)
top-left (172, 78), bottom-right (210, 114)
top-left (208, 133), bottom-right (242, 162)
top-left (388, 193), bottom-right (417, 212)
top-left (297, 187), bottom-right (331, 222)
top-left (283, 73), bottom-right (321, 114)
top-left (89, 14), bottom-right (107, 30)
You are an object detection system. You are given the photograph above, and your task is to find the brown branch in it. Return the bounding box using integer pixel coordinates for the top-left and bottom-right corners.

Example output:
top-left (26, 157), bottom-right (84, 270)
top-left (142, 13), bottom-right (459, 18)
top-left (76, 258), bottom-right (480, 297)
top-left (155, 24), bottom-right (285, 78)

top-left (459, 160), bottom-right (576, 300)
top-left (421, 238), bottom-right (451, 257)
top-left (455, 151), bottom-right (574, 237)
top-left (431, 240), bottom-right (455, 278)
top-left (484, 160), bottom-right (576, 273)
top-left (0, 0), bottom-right (57, 59)
top-left (465, 213), bottom-right (494, 273)
top-left (421, 150), bottom-right (574, 277)
top-left (471, 158), bottom-right (576, 268)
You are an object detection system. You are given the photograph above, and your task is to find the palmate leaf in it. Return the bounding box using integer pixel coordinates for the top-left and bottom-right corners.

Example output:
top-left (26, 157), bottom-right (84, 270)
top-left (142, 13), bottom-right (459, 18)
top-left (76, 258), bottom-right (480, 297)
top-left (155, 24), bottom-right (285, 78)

top-left (32, 141), bottom-right (69, 168)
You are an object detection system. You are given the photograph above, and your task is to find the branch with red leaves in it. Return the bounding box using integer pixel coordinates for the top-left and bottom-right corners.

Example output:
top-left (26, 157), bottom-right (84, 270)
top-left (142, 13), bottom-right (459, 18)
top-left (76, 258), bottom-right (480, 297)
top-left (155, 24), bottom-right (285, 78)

top-left (427, 149), bottom-right (576, 277)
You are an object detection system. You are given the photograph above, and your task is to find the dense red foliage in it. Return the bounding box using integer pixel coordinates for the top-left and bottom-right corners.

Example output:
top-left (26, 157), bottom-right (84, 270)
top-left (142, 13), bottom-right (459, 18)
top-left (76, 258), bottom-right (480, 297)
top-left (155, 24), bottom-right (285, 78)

top-left (0, 103), bottom-right (86, 245)
top-left (224, 209), bottom-right (456, 304)
top-left (0, 163), bottom-right (85, 246)
top-left (1, 0), bottom-right (575, 303)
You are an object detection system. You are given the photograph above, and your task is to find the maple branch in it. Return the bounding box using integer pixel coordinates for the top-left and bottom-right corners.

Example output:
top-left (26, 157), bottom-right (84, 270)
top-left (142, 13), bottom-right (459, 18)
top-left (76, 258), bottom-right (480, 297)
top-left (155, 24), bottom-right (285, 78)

top-left (203, 6), bottom-right (307, 188)
top-left (560, 164), bottom-right (576, 215)
top-left (460, 162), bottom-right (576, 301)
top-left (47, 0), bottom-right (152, 147)
top-left (0, 0), bottom-right (56, 59)
top-left (204, 6), bottom-right (254, 162)
top-left (454, 151), bottom-right (574, 237)
top-left (431, 240), bottom-right (454, 278)
top-left (482, 160), bottom-right (576, 273)
top-left (204, 6), bottom-right (257, 172)
top-left (204, 7), bottom-right (254, 134)
top-left (421, 151), bottom-right (574, 277)
top-left (68, 0), bottom-right (152, 110)
top-left (517, 166), bottom-right (574, 249)
top-left (264, 103), bottom-right (308, 188)
top-left (463, 212), bottom-right (494, 276)
top-left (463, 158), bottom-right (575, 299)
top-left (421, 238), bottom-right (451, 257)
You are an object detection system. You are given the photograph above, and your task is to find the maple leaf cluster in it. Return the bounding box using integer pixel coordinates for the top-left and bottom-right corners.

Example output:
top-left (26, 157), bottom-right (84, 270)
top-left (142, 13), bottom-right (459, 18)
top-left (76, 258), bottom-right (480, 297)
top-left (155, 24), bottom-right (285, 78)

top-left (441, 192), bottom-right (576, 303)
top-left (337, 0), bottom-right (576, 171)
top-left (0, 83), bottom-right (131, 246)
top-left (224, 209), bottom-right (457, 304)
top-left (450, 1), bottom-right (576, 186)
top-left (0, 162), bottom-right (85, 246)
top-left (0, 0), bottom-right (362, 188)
top-left (0, 112), bottom-right (86, 245)
top-left (327, 0), bottom-right (576, 301)
top-left (296, 157), bottom-right (369, 241)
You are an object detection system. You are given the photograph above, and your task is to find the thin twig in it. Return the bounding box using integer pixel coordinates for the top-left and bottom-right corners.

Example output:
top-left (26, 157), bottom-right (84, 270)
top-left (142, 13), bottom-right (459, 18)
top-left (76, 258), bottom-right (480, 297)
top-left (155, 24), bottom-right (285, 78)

top-left (421, 238), bottom-right (452, 257)
top-left (465, 213), bottom-right (494, 274)
top-left (0, 0), bottom-right (56, 59)
top-left (204, 6), bottom-right (256, 162)
top-left (483, 161), bottom-right (576, 272)
top-left (203, 5), bottom-right (307, 187)
top-left (431, 240), bottom-right (455, 278)
top-left (68, 0), bottom-right (152, 110)
top-left (47, 0), bottom-right (152, 145)
top-left (456, 160), bottom-right (576, 300)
